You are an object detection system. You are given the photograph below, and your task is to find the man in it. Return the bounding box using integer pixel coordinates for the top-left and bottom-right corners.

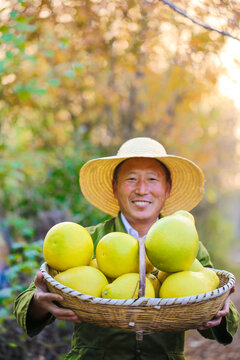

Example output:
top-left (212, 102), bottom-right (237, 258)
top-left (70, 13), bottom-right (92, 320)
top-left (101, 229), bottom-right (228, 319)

top-left (14, 137), bottom-right (239, 359)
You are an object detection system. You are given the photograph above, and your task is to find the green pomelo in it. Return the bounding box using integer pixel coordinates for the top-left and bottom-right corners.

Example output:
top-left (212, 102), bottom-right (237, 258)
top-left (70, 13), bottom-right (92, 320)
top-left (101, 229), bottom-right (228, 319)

top-left (145, 214), bottom-right (199, 272)
top-left (159, 270), bottom-right (217, 298)
top-left (172, 210), bottom-right (195, 223)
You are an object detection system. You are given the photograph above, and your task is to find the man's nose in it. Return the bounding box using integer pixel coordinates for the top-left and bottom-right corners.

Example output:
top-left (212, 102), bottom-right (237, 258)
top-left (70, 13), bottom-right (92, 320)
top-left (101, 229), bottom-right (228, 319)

top-left (135, 179), bottom-right (148, 194)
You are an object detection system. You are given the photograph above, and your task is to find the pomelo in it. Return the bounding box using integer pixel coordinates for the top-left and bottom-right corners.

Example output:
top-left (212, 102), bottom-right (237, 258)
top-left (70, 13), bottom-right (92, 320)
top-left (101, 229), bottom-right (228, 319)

top-left (172, 210), bottom-right (195, 223)
top-left (43, 221), bottom-right (93, 271)
top-left (102, 273), bottom-right (155, 299)
top-left (54, 265), bottom-right (108, 297)
top-left (89, 258), bottom-right (99, 269)
top-left (202, 268), bottom-right (220, 289)
top-left (159, 270), bottom-right (217, 298)
top-left (146, 273), bottom-right (161, 297)
top-left (187, 260), bottom-right (219, 288)
top-left (188, 258), bottom-right (204, 272)
top-left (157, 270), bottom-right (172, 284)
top-left (146, 255), bottom-right (154, 273)
top-left (96, 232), bottom-right (139, 278)
top-left (145, 212), bottom-right (199, 272)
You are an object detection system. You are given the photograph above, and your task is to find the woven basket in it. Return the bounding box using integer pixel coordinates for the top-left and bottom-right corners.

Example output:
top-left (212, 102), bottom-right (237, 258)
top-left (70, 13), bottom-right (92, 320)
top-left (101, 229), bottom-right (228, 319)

top-left (40, 238), bottom-right (235, 335)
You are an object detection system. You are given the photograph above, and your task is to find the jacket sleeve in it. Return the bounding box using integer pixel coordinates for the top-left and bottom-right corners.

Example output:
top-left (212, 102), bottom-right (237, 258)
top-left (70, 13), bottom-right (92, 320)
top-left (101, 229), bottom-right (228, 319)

top-left (197, 241), bottom-right (240, 344)
top-left (13, 281), bottom-right (55, 337)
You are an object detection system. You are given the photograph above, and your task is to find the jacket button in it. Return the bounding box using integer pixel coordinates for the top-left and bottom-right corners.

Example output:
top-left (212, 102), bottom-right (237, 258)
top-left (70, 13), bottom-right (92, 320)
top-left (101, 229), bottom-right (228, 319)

top-left (136, 349), bottom-right (141, 354)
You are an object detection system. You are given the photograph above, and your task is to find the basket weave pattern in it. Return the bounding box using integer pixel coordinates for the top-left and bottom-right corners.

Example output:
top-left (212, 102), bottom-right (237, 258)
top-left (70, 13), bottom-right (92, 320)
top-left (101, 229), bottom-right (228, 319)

top-left (40, 262), bottom-right (235, 333)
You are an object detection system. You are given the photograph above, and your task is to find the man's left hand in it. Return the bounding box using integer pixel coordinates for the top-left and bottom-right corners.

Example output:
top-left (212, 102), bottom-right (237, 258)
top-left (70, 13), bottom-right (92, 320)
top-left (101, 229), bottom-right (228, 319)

top-left (197, 286), bottom-right (235, 330)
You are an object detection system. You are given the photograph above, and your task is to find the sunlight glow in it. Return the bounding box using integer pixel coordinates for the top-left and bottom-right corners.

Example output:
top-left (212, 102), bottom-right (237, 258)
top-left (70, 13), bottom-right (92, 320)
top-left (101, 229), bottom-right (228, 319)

top-left (218, 39), bottom-right (240, 110)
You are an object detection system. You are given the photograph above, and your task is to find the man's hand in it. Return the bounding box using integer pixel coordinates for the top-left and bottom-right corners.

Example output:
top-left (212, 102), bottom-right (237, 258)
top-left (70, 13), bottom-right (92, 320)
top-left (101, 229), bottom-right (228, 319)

top-left (29, 271), bottom-right (81, 323)
top-left (197, 286), bottom-right (235, 330)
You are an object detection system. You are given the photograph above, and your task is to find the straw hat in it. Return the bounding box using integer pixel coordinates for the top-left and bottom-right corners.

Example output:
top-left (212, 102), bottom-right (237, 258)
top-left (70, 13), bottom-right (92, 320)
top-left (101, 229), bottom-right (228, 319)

top-left (79, 137), bottom-right (205, 217)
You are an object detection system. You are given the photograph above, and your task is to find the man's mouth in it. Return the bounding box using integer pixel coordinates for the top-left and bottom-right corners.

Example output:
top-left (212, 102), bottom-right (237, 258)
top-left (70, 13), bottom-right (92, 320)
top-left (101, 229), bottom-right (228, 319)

top-left (132, 200), bottom-right (151, 206)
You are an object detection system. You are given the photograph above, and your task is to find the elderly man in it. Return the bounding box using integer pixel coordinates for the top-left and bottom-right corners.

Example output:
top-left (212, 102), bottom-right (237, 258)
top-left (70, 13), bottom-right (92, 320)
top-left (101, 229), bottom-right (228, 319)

top-left (14, 137), bottom-right (239, 360)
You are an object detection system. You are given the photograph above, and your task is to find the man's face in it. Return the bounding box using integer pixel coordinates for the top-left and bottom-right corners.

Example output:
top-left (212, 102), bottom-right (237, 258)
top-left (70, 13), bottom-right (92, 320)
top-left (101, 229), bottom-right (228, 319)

top-left (113, 157), bottom-right (171, 226)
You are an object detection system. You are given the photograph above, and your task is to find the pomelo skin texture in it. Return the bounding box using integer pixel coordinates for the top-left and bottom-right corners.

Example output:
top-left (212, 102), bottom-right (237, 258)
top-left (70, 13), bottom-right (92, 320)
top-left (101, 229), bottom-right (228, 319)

top-left (43, 222), bottom-right (94, 271)
top-left (96, 232), bottom-right (139, 278)
top-left (202, 268), bottom-right (220, 289)
top-left (54, 266), bottom-right (108, 297)
top-left (145, 212), bottom-right (199, 272)
top-left (102, 273), bottom-right (155, 299)
top-left (173, 210), bottom-right (195, 224)
top-left (159, 270), bottom-right (218, 298)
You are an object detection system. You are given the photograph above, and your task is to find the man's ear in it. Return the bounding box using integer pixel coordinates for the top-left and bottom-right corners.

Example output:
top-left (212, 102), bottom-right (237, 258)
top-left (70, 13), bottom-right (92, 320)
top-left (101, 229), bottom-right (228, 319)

top-left (112, 179), bottom-right (117, 199)
top-left (166, 181), bottom-right (172, 199)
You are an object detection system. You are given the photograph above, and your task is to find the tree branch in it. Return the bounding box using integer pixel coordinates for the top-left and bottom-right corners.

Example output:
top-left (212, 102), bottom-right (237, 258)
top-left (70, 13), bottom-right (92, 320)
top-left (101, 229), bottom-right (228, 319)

top-left (157, 0), bottom-right (240, 42)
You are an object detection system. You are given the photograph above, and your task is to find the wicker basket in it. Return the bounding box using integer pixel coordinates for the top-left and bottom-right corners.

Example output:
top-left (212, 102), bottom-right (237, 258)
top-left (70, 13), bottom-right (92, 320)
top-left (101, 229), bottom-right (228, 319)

top-left (40, 237), bottom-right (235, 336)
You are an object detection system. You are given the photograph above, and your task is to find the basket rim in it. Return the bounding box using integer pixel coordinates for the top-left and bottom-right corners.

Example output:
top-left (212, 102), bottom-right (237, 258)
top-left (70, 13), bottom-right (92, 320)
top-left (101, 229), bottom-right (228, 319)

top-left (40, 262), bottom-right (235, 307)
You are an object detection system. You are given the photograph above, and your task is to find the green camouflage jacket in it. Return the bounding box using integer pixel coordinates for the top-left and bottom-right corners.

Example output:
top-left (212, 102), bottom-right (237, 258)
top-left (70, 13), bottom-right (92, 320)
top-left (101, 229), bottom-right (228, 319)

top-left (14, 215), bottom-right (240, 360)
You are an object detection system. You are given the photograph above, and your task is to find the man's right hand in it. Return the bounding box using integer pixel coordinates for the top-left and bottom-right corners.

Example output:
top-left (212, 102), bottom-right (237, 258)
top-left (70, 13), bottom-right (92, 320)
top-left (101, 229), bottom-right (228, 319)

top-left (29, 271), bottom-right (81, 323)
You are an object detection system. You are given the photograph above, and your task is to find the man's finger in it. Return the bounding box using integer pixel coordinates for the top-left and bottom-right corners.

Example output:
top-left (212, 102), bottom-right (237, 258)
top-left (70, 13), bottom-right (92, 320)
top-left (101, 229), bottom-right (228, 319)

top-left (34, 271), bottom-right (48, 291)
top-left (215, 295), bottom-right (231, 317)
top-left (48, 304), bottom-right (78, 319)
top-left (35, 291), bottom-right (64, 304)
top-left (198, 316), bottom-right (222, 330)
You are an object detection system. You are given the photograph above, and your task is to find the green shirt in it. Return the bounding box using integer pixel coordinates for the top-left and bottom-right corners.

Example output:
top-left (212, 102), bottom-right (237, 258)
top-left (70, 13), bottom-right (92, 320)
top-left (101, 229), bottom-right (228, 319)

top-left (14, 215), bottom-right (240, 360)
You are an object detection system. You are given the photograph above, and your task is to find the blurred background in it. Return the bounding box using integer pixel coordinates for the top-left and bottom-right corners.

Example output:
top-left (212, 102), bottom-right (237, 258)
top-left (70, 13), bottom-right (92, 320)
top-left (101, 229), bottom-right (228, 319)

top-left (0, 0), bottom-right (239, 359)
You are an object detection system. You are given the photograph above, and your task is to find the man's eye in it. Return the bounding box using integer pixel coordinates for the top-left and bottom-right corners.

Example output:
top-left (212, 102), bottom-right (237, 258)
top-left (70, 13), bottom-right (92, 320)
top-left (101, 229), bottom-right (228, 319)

top-left (149, 178), bottom-right (158, 181)
top-left (128, 177), bottom-right (136, 181)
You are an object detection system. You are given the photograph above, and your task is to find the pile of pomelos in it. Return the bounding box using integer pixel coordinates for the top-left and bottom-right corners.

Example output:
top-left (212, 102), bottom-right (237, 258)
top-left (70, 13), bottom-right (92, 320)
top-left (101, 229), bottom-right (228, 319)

top-left (43, 210), bottom-right (219, 300)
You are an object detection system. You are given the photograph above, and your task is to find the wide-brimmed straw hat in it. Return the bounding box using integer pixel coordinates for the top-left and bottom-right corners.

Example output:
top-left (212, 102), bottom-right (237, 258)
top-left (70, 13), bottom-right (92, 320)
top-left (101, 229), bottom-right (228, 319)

top-left (79, 137), bottom-right (205, 217)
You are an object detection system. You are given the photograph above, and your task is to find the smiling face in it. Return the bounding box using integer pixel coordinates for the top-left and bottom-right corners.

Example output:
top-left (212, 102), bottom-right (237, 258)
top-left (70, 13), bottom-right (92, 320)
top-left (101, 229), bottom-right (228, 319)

top-left (112, 157), bottom-right (171, 233)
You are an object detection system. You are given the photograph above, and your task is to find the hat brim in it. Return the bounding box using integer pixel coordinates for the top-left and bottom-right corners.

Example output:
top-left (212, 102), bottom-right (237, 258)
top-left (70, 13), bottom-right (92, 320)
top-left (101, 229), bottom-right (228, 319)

top-left (79, 155), bottom-right (204, 217)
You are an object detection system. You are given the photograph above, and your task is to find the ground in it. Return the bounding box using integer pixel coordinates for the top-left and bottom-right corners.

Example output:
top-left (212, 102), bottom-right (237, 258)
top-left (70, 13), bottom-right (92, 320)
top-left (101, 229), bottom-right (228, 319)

top-left (185, 283), bottom-right (240, 359)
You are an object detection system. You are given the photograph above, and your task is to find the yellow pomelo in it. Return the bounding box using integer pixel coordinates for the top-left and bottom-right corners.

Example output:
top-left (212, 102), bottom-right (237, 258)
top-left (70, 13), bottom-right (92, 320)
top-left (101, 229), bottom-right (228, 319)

top-left (54, 266), bottom-right (108, 297)
top-left (43, 222), bottom-right (94, 271)
top-left (187, 261), bottom-right (219, 288)
top-left (159, 270), bottom-right (217, 298)
top-left (102, 273), bottom-right (155, 299)
top-left (145, 213), bottom-right (199, 272)
top-left (188, 258), bottom-right (204, 272)
top-left (202, 268), bottom-right (220, 289)
top-left (96, 232), bottom-right (139, 278)
top-left (157, 270), bottom-right (172, 284)
top-left (146, 273), bottom-right (161, 297)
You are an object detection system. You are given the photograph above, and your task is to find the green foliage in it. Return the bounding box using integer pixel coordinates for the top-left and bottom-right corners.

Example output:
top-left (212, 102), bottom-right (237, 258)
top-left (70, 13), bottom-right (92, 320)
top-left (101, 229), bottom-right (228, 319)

top-left (0, 240), bottom-right (43, 323)
top-left (0, 140), bottom-right (108, 240)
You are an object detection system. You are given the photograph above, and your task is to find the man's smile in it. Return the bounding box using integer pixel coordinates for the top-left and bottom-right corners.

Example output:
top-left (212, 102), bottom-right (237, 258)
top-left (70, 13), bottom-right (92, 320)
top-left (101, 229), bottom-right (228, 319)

top-left (132, 200), bottom-right (152, 206)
